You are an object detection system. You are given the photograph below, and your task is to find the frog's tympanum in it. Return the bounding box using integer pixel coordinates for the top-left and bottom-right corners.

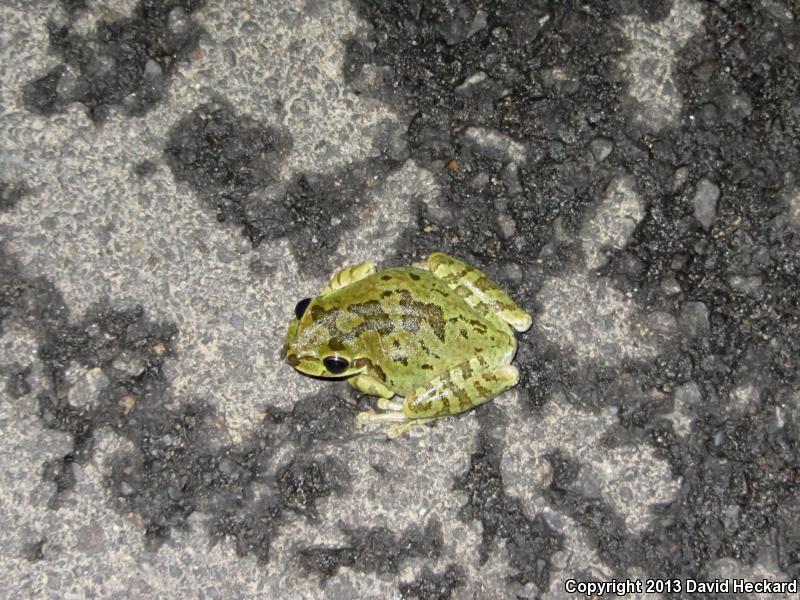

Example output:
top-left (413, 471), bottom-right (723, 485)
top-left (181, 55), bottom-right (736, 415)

top-left (283, 252), bottom-right (532, 438)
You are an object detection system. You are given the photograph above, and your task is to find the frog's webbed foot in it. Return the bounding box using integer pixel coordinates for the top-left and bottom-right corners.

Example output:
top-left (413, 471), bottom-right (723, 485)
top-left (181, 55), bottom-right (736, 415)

top-left (356, 407), bottom-right (434, 439)
top-left (387, 419), bottom-right (435, 439)
top-left (377, 398), bottom-right (404, 411)
top-left (353, 383), bottom-right (434, 438)
top-left (356, 407), bottom-right (405, 430)
top-left (426, 252), bottom-right (532, 332)
top-left (320, 261), bottom-right (376, 295)
top-left (411, 259), bottom-right (429, 270)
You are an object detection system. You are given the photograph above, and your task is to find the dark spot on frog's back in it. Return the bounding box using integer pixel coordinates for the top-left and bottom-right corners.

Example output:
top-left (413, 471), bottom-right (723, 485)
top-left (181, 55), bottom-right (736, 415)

top-left (348, 300), bottom-right (394, 336)
top-left (475, 382), bottom-right (491, 397)
top-left (475, 275), bottom-right (493, 292)
top-left (310, 304), bottom-right (325, 320)
top-left (409, 272), bottom-right (420, 281)
top-left (328, 338), bottom-right (345, 351)
top-left (397, 292), bottom-right (446, 342)
top-left (469, 319), bottom-right (487, 334)
top-left (381, 274), bottom-right (392, 281)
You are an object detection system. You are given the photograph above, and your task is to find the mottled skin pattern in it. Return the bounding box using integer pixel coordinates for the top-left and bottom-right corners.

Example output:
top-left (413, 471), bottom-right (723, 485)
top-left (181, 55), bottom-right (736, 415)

top-left (284, 253), bottom-right (532, 437)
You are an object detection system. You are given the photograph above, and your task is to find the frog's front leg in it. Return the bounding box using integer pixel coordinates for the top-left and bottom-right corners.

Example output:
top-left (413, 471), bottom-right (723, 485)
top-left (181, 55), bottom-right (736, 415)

top-left (356, 357), bottom-right (519, 437)
top-left (348, 373), bottom-right (394, 399)
top-left (426, 252), bottom-right (532, 333)
top-left (319, 261), bottom-right (376, 294)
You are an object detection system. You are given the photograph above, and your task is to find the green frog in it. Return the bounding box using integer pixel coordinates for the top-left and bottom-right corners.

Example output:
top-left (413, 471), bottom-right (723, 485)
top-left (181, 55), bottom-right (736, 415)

top-left (283, 252), bottom-right (532, 437)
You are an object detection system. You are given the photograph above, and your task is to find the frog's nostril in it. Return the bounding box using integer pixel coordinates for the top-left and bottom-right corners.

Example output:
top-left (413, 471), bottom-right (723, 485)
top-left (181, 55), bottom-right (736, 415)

top-left (286, 353), bottom-right (300, 367)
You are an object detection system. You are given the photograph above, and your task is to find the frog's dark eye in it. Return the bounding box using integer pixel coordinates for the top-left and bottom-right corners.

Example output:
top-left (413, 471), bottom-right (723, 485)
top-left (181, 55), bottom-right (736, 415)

top-left (294, 298), bottom-right (312, 320)
top-left (323, 356), bottom-right (349, 374)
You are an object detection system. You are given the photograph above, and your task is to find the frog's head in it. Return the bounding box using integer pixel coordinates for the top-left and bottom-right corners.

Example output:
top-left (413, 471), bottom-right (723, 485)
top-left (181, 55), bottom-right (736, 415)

top-left (283, 297), bottom-right (366, 379)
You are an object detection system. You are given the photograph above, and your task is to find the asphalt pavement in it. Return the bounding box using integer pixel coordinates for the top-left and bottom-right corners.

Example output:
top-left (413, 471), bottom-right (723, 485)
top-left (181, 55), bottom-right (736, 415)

top-left (1, 1), bottom-right (799, 598)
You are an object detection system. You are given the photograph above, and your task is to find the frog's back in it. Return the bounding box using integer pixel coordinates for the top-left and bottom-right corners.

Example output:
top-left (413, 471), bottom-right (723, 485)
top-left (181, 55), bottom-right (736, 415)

top-left (317, 266), bottom-right (514, 395)
top-left (320, 266), bottom-right (493, 328)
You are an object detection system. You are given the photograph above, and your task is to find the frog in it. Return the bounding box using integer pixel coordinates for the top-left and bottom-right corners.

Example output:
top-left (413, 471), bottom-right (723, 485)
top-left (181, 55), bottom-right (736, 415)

top-left (283, 252), bottom-right (532, 438)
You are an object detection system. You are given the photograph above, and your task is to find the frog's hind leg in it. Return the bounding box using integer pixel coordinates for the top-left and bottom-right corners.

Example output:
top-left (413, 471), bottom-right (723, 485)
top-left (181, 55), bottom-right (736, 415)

top-left (356, 358), bottom-right (520, 438)
top-left (320, 261), bottom-right (376, 294)
top-left (404, 358), bottom-right (520, 420)
top-left (426, 252), bottom-right (532, 332)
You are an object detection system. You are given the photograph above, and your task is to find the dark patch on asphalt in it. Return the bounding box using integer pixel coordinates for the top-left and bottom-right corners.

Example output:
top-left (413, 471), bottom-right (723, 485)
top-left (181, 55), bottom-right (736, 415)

top-left (453, 418), bottom-right (562, 588)
top-left (298, 518), bottom-right (443, 582)
top-left (0, 181), bottom-right (30, 212)
top-left (164, 98), bottom-right (403, 274)
top-left (202, 449), bottom-right (349, 563)
top-left (21, 538), bottom-right (46, 562)
top-left (544, 400), bottom-right (800, 581)
top-left (346, 0), bottom-right (635, 272)
top-left (399, 564), bottom-right (464, 600)
top-left (4, 364), bottom-right (32, 398)
top-left (544, 454), bottom-right (641, 570)
top-left (264, 390), bottom-right (355, 446)
top-left (23, 0), bottom-right (205, 122)
top-left (640, 406), bottom-right (799, 579)
top-left (60, 0), bottom-right (88, 14)
top-left (513, 335), bottom-right (563, 413)
top-left (133, 159), bottom-right (158, 178)
top-left (0, 244), bottom-right (353, 563)
top-left (164, 99), bottom-right (292, 198)
top-left (276, 457), bottom-right (349, 520)
top-left (0, 243), bottom-right (70, 336)
top-left (344, 0), bottom-right (800, 589)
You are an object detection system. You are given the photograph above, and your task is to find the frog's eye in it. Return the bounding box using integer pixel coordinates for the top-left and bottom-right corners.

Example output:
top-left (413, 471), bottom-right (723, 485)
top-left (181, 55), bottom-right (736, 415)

top-left (294, 298), bottom-right (312, 320)
top-left (323, 356), bottom-right (349, 374)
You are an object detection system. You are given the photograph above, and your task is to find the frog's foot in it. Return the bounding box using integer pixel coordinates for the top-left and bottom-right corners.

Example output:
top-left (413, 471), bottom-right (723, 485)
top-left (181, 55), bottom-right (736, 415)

top-left (320, 261), bottom-right (376, 295)
top-left (426, 252), bottom-right (532, 332)
top-left (355, 408), bottom-right (433, 438)
top-left (387, 418), bottom-right (435, 439)
top-left (377, 398), bottom-right (404, 411)
top-left (356, 408), bottom-right (405, 425)
top-left (411, 259), bottom-right (429, 270)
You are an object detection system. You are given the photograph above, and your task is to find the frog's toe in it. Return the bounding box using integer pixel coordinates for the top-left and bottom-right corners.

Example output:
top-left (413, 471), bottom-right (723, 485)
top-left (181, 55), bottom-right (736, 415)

top-left (412, 260), bottom-right (429, 270)
top-left (387, 418), bottom-right (435, 439)
top-left (507, 310), bottom-right (533, 333)
top-left (377, 398), bottom-right (404, 411)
